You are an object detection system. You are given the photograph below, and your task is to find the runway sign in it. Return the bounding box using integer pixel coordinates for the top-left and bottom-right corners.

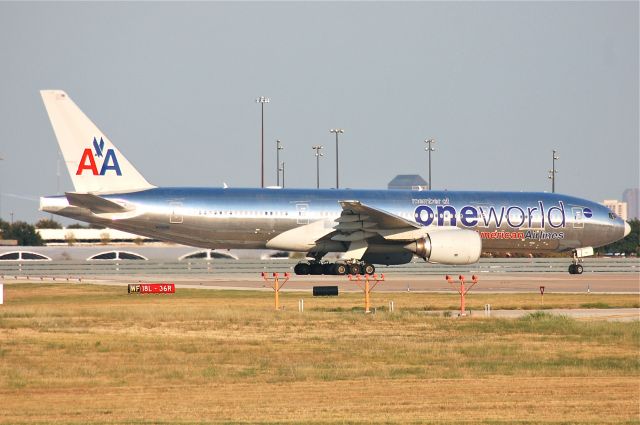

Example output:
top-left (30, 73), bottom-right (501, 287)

top-left (129, 283), bottom-right (175, 294)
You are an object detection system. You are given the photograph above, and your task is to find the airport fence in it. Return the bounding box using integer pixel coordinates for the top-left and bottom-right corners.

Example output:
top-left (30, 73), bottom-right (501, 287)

top-left (0, 258), bottom-right (637, 280)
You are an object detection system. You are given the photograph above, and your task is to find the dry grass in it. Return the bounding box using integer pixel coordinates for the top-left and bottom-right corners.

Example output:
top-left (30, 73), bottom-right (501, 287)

top-left (0, 283), bottom-right (638, 424)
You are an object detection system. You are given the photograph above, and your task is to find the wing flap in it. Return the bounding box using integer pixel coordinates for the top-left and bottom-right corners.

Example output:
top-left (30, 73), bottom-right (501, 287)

top-left (333, 200), bottom-right (420, 243)
top-left (338, 201), bottom-right (419, 230)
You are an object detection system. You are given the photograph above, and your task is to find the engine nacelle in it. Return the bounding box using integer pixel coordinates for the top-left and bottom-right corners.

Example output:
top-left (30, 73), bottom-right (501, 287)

top-left (404, 228), bottom-right (481, 265)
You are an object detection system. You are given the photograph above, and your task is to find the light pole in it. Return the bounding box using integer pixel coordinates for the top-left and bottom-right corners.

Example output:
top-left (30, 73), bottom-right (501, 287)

top-left (330, 129), bottom-right (344, 189)
top-left (279, 162), bottom-right (285, 188)
top-left (548, 150), bottom-right (559, 193)
top-left (424, 138), bottom-right (435, 190)
top-left (276, 139), bottom-right (283, 187)
top-left (255, 96), bottom-right (270, 188)
top-left (312, 145), bottom-right (323, 189)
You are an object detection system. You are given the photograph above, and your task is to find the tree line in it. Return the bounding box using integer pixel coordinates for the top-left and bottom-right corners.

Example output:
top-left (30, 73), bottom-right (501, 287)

top-left (0, 218), bottom-right (104, 246)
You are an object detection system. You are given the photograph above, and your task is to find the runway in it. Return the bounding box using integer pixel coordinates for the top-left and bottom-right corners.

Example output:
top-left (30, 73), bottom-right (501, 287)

top-left (10, 270), bottom-right (637, 294)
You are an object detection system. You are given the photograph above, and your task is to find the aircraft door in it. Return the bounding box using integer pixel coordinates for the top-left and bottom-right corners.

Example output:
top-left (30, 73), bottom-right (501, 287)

top-left (170, 202), bottom-right (184, 224)
top-left (572, 207), bottom-right (584, 229)
top-left (296, 203), bottom-right (309, 225)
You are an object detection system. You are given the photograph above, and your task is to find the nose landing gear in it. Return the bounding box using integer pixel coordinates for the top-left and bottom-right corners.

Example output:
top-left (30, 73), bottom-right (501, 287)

top-left (568, 249), bottom-right (586, 274)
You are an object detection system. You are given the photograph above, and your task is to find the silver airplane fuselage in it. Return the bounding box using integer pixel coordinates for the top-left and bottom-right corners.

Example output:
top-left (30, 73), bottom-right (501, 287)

top-left (41, 187), bottom-right (627, 259)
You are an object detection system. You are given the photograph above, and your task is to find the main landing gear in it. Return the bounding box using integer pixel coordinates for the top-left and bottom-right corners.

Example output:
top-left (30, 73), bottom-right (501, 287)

top-left (294, 261), bottom-right (375, 276)
top-left (568, 250), bottom-right (584, 275)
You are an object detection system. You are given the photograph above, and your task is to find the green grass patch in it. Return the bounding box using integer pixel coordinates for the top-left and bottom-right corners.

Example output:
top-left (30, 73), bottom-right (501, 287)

top-left (580, 302), bottom-right (612, 308)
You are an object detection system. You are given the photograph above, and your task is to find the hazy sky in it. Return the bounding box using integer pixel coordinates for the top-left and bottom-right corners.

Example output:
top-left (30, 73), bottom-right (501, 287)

top-left (0, 1), bottom-right (638, 223)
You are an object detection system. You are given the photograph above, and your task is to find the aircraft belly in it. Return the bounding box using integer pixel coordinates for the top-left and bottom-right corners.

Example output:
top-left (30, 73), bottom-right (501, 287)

top-left (46, 207), bottom-right (299, 249)
top-left (135, 214), bottom-right (289, 248)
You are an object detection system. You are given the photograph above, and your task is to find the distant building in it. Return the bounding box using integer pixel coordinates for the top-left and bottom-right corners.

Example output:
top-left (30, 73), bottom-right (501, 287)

top-left (388, 174), bottom-right (428, 190)
top-left (622, 188), bottom-right (639, 220)
top-left (603, 200), bottom-right (628, 221)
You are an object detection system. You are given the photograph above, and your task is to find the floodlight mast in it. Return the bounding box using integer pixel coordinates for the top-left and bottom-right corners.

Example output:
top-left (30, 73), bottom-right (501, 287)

top-left (330, 129), bottom-right (344, 189)
top-left (255, 96), bottom-right (270, 188)
top-left (424, 138), bottom-right (435, 190)
top-left (276, 139), bottom-right (283, 186)
top-left (312, 145), bottom-right (324, 189)
top-left (548, 149), bottom-right (559, 193)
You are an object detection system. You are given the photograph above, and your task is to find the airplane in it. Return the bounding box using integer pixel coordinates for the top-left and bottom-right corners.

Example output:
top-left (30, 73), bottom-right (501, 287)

top-left (39, 90), bottom-right (631, 275)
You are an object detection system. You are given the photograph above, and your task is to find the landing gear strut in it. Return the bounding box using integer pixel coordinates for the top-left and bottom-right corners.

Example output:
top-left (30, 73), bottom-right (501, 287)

top-left (294, 260), bottom-right (375, 276)
top-left (568, 250), bottom-right (584, 275)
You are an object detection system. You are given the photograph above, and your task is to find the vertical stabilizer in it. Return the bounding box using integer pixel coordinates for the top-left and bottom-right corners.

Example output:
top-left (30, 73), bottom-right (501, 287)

top-left (40, 90), bottom-right (155, 194)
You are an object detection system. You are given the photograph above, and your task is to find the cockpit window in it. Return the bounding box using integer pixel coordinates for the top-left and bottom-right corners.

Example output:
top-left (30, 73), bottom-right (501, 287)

top-left (608, 212), bottom-right (617, 220)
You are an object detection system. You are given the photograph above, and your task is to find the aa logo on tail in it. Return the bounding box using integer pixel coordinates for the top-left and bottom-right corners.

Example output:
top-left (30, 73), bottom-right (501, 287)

top-left (76, 137), bottom-right (122, 176)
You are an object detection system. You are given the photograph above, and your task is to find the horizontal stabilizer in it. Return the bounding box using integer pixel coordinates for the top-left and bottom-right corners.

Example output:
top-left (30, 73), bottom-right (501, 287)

top-left (65, 192), bottom-right (132, 214)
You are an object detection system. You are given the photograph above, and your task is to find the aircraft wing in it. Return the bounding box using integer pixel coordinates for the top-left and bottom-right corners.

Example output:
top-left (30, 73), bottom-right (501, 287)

top-left (331, 200), bottom-right (421, 242)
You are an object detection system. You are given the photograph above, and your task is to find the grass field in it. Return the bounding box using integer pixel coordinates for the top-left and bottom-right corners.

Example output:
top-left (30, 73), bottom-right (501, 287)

top-left (0, 282), bottom-right (638, 424)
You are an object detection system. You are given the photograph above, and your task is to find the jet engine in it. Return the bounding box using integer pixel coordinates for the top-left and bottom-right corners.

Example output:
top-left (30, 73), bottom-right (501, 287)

top-left (404, 228), bottom-right (481, 265)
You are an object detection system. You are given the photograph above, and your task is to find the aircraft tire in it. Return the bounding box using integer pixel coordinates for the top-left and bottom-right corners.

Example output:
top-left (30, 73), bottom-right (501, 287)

top-left (294, 263), bottom-right (310, 275)
top-left (349, 264), bottom-right (361, 275)
top-left (568, 264), bottom-right (584, 274)
top-left (322, 263), bottom-right (335, 275)
top-left (362, 263), bottom-right (375, 275)
top-left (333, 263), bottom-right (347, 275)
top-left (310, 263), bottom-right (324, 275)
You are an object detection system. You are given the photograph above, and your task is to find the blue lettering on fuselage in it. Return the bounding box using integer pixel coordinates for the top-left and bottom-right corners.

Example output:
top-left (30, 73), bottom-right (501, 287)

top-left (414, 201), bottom-right (566, 229)
top-left (460, 206), bottom-right (478, 226)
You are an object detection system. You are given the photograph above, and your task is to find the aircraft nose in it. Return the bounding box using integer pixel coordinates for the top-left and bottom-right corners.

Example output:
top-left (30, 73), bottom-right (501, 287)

top-left (623, 221), bottom-right (631, 237)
